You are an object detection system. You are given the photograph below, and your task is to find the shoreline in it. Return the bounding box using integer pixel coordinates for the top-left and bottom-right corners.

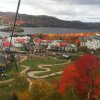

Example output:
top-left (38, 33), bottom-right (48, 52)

top-left (0, 26), bottom-right (99, 37)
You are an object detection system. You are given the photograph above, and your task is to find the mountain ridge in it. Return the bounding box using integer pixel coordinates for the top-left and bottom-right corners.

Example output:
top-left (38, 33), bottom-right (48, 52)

top-left (0, 11), bottom-right (100, 29)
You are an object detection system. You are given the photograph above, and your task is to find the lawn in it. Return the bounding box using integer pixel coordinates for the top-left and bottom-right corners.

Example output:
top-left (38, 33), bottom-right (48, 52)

top-left (0, 81), bottom-right (15, 94)
top-left (35, 64), bottom-right (68, 76)
top-left (20, 56), bottom-right (68, 69)
top-left (0, 56), bottom-right (69, 96)
top-left (20, 56), bottom-right (70, 81)
top-left (47, 74), bottom-right (61, 82)
top-left (0, 63), bottom-right (24, 81)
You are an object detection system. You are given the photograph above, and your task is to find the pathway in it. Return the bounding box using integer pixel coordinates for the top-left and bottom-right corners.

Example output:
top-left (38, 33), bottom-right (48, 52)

top-left (0, 55), bottom-right (27, 84)
top-left (0, 55), bottom-right (70, 88)
top-left (0, 79), bottom-right (14, 84)
top-left (27, 61), bottom-right (70, 79)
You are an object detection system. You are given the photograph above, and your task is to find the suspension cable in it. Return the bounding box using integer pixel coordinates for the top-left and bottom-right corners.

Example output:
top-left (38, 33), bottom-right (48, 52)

top-left (9, 0), bottom-right (21, 50)
top-left (7, 0), bottom-right (21, 72)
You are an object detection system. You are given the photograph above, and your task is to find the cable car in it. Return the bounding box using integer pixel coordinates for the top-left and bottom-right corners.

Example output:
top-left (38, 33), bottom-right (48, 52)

top-left (0, 54), bottom-right (6, 73)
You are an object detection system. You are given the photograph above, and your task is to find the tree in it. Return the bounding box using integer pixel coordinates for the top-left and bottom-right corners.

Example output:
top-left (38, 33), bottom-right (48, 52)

top-left (31, 80), bottom-right (61, 100)
top-left (75, 54), bottom-right (100, 100)
top-left (13, 75), bottom-right (31, 100)
top-left (13, 74), bottom-right (29, 92)
top-left (58, 64), bottom-right (78, 94)
top-left (59, 54), bottom-right (100, 100)
top-left (0, 93), bottom-right (13, 100)
top-left (12, 93), bottom-right (18, 100)
top-left (17, 91), bottom-right (32, 100)
top-left (75, 39), bottom-right (80, 47)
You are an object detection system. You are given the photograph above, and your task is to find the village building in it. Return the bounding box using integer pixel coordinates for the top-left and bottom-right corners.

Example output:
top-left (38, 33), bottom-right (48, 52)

top-left (80, 34), bottom-right (100, 50)
top-left (65, 44), bottom-right (77, 52)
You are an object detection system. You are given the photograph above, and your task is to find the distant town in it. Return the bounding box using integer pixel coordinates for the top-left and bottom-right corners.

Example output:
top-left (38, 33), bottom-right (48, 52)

top-left (0, 31), bottom-right (100, 77)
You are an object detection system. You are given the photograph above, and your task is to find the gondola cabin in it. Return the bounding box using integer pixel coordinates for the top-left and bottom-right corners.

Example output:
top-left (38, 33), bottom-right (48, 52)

top-left (0, 54), bottom-right (6, 73)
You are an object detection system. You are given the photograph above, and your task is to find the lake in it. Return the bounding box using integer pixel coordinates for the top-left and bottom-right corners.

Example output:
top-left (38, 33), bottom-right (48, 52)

top-left (0, 26), bottom-right (99, 37)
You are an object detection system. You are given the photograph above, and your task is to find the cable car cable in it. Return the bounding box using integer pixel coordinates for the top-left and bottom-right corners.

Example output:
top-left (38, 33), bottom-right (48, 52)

top-left (9, 0), bottom-right (21, 50)
top-left (8, 0), bottom-right (21, 72)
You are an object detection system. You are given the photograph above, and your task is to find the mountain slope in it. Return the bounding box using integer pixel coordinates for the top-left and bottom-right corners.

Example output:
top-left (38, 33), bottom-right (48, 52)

top-left (0, 11), bottom-right (100, 29)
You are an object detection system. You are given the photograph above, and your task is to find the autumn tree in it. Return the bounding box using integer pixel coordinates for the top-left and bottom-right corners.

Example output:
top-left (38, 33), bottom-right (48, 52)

top-left (31, 80), bottom-right (61, 100)
top-left (13, 74), bottom-right (31, 100)
top-left (59, 54), bottom-right (100, 100)
top-left (75, 54), bottom-right (100, 100)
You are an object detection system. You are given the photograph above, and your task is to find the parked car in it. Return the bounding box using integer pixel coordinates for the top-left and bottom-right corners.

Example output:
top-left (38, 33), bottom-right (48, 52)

top-left (18, 51), bottom-right (27, 54)
top-left (62, 54), bottom-right (71, 59)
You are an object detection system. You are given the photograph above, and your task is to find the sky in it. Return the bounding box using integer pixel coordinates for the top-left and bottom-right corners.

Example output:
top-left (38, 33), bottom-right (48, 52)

top-left (0, 0), bottom-right (100, 22)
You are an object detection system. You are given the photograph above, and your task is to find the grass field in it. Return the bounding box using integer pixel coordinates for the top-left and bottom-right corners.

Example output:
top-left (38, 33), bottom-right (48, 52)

top-left (20, 56), bottom-right (70, 81)
top-left (0, 81), bottom-right (15, 93)
top-left (0, 63), bottom-right (24, 81)
top-left (0, 56), bottom-right (69, 95)
top-left (35, 64), bottom-right (68, 76)
top-left (20, 56), bottom-right (68, 70)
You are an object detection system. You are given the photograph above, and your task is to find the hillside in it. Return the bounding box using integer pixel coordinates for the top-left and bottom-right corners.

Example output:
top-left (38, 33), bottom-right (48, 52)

top-left (0, 11), bottom-right (100, 29)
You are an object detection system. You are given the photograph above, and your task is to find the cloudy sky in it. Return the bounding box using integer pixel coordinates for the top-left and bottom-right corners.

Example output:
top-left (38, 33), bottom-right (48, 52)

top-left (0, 0), bottom-right (100, 22)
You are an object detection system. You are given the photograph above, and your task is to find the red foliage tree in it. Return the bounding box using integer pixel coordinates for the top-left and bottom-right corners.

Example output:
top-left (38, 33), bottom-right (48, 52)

top-left (59, 54), bottom-right (100, 100)
top-left (75, 39), bottom-right (80, 46)
top-left (45, 34), bottom-right (49, 40)
top-left (58, 64), bottom-right (78, 94)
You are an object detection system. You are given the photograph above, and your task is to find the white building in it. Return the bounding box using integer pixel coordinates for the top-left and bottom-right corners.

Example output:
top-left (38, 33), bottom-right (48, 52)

top-left (80, 35), bottom-right (100, 50)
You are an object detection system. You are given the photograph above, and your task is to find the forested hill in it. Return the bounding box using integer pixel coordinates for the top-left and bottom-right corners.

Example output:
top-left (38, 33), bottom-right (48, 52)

top-left (0, 11), bottom-right (100, 29)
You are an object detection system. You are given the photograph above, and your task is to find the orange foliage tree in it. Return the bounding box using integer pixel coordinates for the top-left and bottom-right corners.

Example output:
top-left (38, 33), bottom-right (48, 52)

top-left (31, 80), bottom-right (61, 100)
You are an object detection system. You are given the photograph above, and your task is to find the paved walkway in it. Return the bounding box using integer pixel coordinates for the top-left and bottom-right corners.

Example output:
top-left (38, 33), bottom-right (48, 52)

top-left (27, 61), bottom-right (70, 79)
top-left (0, 79), bottom-right (14, 84)
top-left (0, 55), bottom-right (27, 84)
top-left (0, 55), bottom-right (70, 86)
